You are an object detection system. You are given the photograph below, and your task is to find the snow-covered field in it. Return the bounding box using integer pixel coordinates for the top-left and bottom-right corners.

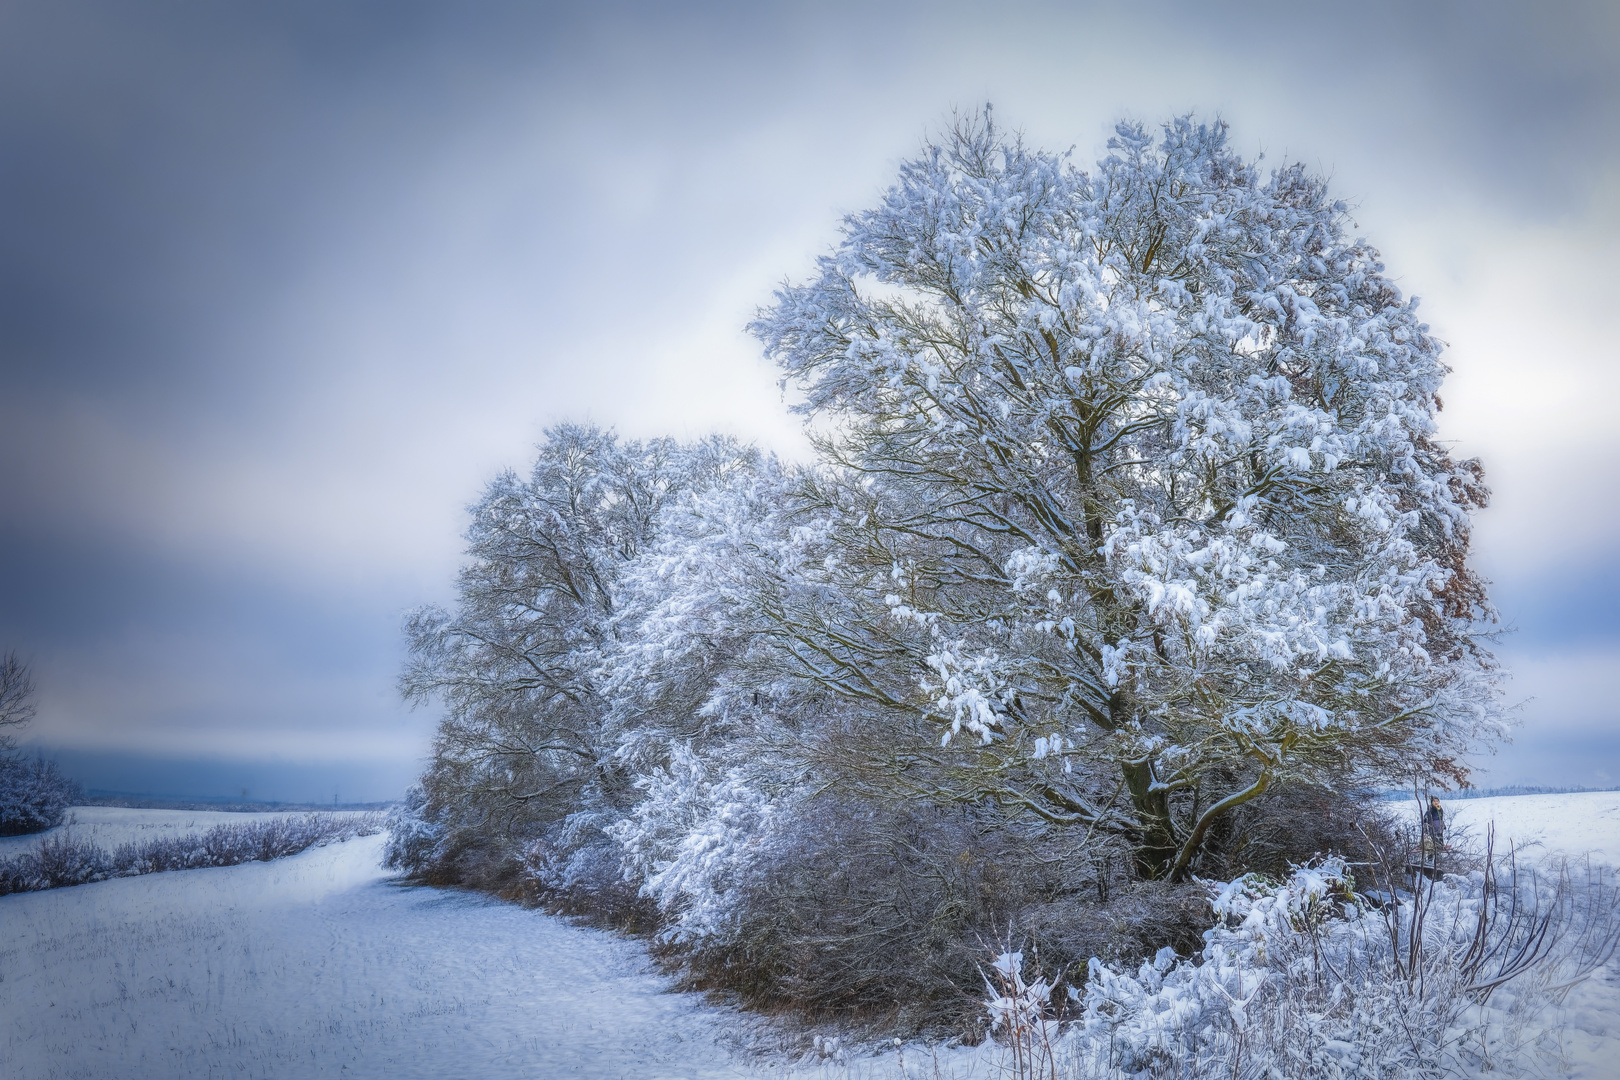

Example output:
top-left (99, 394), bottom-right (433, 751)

top-left (0, 832), bottom-right (767, 1079)
top-left (1444, 791), bottom-right (1620, 866)
top-left (2, 794), bottom-right (1617, 1080)
top-left (0, 806), bottom-right (318, 859)
top-left (1433, 792), bottom-right (1620, 1079)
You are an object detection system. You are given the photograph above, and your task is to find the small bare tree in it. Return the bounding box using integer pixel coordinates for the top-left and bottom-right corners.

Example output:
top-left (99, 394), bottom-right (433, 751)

top-left (0, 651), bottom-right (82, 836)
top-left (0, 651), bottom-right (37, 750)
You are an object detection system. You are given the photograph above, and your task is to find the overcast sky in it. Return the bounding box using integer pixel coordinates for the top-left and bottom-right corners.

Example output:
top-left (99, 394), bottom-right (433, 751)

top-left (2, 0), bottom-right (1616, 801)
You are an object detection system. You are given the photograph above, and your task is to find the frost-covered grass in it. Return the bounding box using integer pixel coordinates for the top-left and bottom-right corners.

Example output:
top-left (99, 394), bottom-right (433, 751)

top-left (0, 810), bottom-right (381, 895)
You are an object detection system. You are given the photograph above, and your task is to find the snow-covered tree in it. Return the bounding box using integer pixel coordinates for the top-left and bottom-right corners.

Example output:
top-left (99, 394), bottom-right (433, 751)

top-left (395, 110), bottom-right (1512, 1036)
top-left (399, 425), bottom-right (764, 883)
top-left (603, 457), bottom-right (794, 769)
top-left (752, 111), bottom-right (1500, 879)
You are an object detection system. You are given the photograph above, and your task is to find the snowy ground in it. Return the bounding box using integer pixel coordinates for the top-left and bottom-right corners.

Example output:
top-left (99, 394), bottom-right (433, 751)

top-left (3, 796), bottom-right (1618, 1079)
top-left (1433, 792), bottom-right (1620, 1080)
top-left (0, 833), bottom-right (770, 1079)
top-left (0, 806), bottom-right (323, 859)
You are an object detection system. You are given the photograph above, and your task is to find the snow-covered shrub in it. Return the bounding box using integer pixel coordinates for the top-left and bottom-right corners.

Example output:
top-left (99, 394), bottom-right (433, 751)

top-left (0, 755), bottom-right (81, 836)
top-left (382, 784), bottom-right (445, 875)
top-left (1207, 780), bottom-right (1402, 881)
top-left (1060, 848), bottom-right (1620, 1078)
top-left (650, 792), bottom-right (1136, 1032)
top-left (0, 654), bottom-right (78, 836)
top-left (1014, 880), bottom-right (1215, 988)
top-left (0, 812), bottom-right (382, 895)
top-left (31, 829), bottom-right (114, 887)
top-left (610, 745), bottom-right (781, 944)
top-left (984, 950), bottom-right (1063, 1080)
top-left (664, 795), bottom-right (996, 1019)
top-left (521, 809), bottom-right (648, 922)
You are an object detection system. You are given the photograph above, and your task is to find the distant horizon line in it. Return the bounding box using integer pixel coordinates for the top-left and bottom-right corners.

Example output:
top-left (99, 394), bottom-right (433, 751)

top-left (80, 790), bottom-right (399, 812)
top-left (1380, 784), bottom-right (1620, 801)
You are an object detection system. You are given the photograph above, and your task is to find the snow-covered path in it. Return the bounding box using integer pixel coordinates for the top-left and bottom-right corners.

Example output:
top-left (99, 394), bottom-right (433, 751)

top-left (0, 834), bottom-right (757, 1079)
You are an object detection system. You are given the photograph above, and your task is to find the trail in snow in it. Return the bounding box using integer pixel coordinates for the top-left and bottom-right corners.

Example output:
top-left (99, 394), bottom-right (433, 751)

top-left (1, 834), bottom-right (758, 1080)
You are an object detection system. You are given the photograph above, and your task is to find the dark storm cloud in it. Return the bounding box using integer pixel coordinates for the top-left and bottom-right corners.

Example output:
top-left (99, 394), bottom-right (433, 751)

top-left (1, 0), bottom-right (1615, 797)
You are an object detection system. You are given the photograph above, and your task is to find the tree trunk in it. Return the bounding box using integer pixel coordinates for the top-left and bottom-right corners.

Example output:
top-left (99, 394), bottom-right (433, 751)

top-left (1122, 758), bottom-right (1177, 879)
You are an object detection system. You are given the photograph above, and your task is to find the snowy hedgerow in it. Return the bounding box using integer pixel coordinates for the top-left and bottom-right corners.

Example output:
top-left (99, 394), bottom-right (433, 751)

top-left (0, 813), bottom-right (381, 895)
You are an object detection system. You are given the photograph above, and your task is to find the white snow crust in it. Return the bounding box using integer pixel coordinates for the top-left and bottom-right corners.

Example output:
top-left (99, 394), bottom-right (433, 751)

top-left (1438, 792), bottom-right (1620, 1079)
top-left (1443, 791), bottom-right (1620, 866)
top-left (1558, 965), bottom-right (1620, 1080)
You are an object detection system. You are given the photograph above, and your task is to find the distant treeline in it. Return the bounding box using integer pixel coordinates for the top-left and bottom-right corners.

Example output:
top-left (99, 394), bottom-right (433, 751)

top-left (83, 791), bottom-right (399, 813)
top-left (1380, 786), bottom-right (1620, 801)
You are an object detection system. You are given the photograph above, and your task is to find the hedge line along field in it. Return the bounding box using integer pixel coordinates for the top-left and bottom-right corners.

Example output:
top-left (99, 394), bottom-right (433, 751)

top-left (0, 811), bottom-right (381, 895)
top-left (0, 805), bottom-right (347, 858)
